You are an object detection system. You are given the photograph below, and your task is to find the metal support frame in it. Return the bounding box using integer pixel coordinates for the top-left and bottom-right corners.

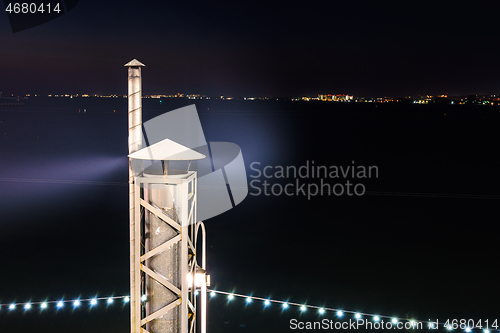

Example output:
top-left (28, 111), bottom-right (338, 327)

top-left (132, 171), bottom-right (201, 333)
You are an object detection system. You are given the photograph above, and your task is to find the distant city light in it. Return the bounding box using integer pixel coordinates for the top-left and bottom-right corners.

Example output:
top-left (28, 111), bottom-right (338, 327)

top-left (337, 310), bottom-right (343, 317)
top-left (355, 313), bottom-right (361, 319)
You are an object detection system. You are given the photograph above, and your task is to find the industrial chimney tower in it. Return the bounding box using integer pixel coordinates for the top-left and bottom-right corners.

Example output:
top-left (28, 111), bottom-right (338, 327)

top-left (126, 59), bottom-right (208, 333)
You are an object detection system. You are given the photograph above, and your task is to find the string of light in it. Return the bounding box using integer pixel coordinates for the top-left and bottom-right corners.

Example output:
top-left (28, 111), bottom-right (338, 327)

top-left (1, 290), bottom-right (496, 333)
top-left (0, 295), bottom-right (130, 311)
top-left (206, 290), bottom-right (497, 333)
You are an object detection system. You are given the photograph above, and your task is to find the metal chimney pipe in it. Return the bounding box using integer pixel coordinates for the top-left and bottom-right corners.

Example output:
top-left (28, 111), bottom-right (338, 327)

top-left (125, 59), bottom-right (145, 333)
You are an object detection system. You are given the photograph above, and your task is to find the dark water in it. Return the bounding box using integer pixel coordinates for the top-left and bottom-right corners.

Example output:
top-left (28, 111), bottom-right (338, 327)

top-left (0, 97), bottom-right (499, 332)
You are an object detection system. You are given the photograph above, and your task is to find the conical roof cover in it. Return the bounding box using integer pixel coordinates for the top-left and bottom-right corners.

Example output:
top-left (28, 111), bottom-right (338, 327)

top-left (128, 138), bottom-right (205, 161)
top-left (124, 59), bottom-right (145, 67)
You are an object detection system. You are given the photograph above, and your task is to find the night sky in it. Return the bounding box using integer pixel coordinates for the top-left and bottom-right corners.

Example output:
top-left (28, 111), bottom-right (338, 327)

top-left (1, 1), bottom-right (500, 333)
top-left (2, 0), bottom-right (500, 97)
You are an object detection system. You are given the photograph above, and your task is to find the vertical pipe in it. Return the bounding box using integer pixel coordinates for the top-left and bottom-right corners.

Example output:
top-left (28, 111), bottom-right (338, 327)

top-left (125, 59), bottom-right (145, 333)
top-left (134, 183), bottom-right (142, 333)
top-left (201, 225), bottom-right (206, 333)
top-left (196, 222), bottom-right (207, 333)
top-left (144, 186), bottom-right (151, 333)
top-left (181, 181), bottom-right (189, 333)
